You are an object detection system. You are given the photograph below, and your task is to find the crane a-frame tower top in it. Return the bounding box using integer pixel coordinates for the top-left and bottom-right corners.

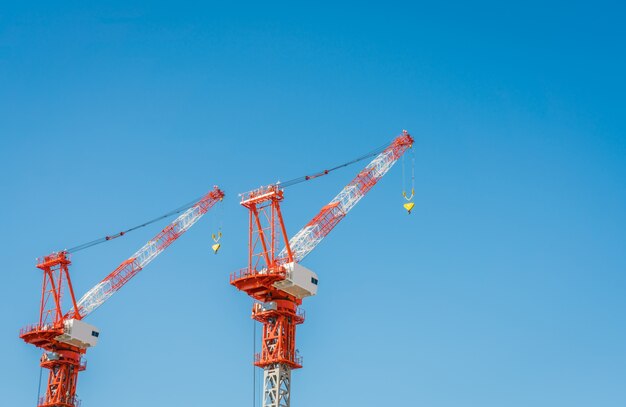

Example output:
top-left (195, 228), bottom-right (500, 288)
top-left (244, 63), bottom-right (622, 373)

top-left (231, 131), bottom-right (414, 407)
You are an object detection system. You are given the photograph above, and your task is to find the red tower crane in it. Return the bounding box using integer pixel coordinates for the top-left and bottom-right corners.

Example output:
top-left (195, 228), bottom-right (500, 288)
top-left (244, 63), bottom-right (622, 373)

top-left (231, 131), bottom-right (414, 407)
top-left (20, 186), bottom-right (225, 407)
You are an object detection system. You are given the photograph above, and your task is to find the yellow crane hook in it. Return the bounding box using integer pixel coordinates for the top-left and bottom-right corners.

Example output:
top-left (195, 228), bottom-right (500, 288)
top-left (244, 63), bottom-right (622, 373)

top-left (401, 145), bottom-right (416, 214)
top-left (211, 231), bottom-right (222, 254)
top-left (403, 202), bottom-right (415, 214)
top-left (402, 189), bottom-right (415, 214)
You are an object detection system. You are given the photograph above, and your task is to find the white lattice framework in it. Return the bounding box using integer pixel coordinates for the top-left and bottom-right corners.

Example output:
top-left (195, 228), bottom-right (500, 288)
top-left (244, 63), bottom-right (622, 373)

top-left (68, 187), bottom-right (224, 319)
top-left (263, 364), bottom-right (291, 407)
top-left (279, 131), bottom-right (413, 263)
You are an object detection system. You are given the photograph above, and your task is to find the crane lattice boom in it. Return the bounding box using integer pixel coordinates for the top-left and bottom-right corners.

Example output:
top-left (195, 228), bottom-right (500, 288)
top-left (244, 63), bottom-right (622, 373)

top-left (69, 186), bottom-right (224, 319)
top-left (280, 130), bottom-right (414, 263)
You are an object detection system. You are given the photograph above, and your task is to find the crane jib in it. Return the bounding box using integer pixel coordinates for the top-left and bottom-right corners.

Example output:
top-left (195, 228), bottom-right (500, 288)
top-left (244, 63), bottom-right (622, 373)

top-left (281, 130), bottom-right (414, 263)
top-left (67, 186), bottom-right (225, 319)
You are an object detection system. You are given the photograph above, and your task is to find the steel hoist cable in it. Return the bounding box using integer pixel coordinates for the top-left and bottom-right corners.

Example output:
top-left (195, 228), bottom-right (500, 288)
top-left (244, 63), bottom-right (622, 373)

top-left (36, 364), bottom-right (43, 406)
top-left (67, 138), bottom-right (395, 254)
top-left (65, 194), bottom-right (207, 254)
top-left (278, 141), bottom-right (390, 188)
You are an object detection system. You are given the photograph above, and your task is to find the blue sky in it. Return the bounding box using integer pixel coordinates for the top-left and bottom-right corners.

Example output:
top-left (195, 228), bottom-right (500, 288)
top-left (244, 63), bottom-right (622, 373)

top-left (1, 1), bottom-right (625, 406)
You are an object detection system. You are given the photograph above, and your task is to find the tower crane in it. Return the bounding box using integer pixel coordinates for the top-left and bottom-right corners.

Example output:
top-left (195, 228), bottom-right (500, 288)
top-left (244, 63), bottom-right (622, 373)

top-left (20, 186), bottom-right (225, 407)
top-left (231, 131), bottom-right (414, 407)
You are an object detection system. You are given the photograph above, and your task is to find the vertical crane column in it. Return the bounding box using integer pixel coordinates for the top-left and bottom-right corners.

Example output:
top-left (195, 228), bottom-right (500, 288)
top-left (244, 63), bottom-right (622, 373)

top-left (253, 300), bottom-right (304, 407)
top-left (38, 348), bottom-right (86, 407)
top-left (230, 186), bottom-right (303, 407)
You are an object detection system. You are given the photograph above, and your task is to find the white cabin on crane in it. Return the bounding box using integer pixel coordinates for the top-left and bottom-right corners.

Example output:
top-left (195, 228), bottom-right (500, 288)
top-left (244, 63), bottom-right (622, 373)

top-left (55, 319), bottom-right (100, 349)
top-left (273, 262), bottom-right (318, 299)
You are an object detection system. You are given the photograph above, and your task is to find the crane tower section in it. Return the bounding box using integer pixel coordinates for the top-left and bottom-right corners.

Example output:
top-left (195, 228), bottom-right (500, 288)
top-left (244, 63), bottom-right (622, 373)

top-left (230, 185), bottom-right (309, 407)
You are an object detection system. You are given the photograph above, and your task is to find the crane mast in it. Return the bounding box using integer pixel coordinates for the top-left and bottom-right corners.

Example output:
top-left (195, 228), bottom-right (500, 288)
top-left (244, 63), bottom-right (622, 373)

top-left (20, 186), bottom-right (224, 407)
top-left (231, 131), bottom-right (414, 407)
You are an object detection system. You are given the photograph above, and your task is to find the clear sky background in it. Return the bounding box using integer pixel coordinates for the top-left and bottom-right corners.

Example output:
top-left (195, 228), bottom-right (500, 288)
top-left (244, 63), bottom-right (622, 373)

top-left (1, 1), bottom-right (625, 406)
